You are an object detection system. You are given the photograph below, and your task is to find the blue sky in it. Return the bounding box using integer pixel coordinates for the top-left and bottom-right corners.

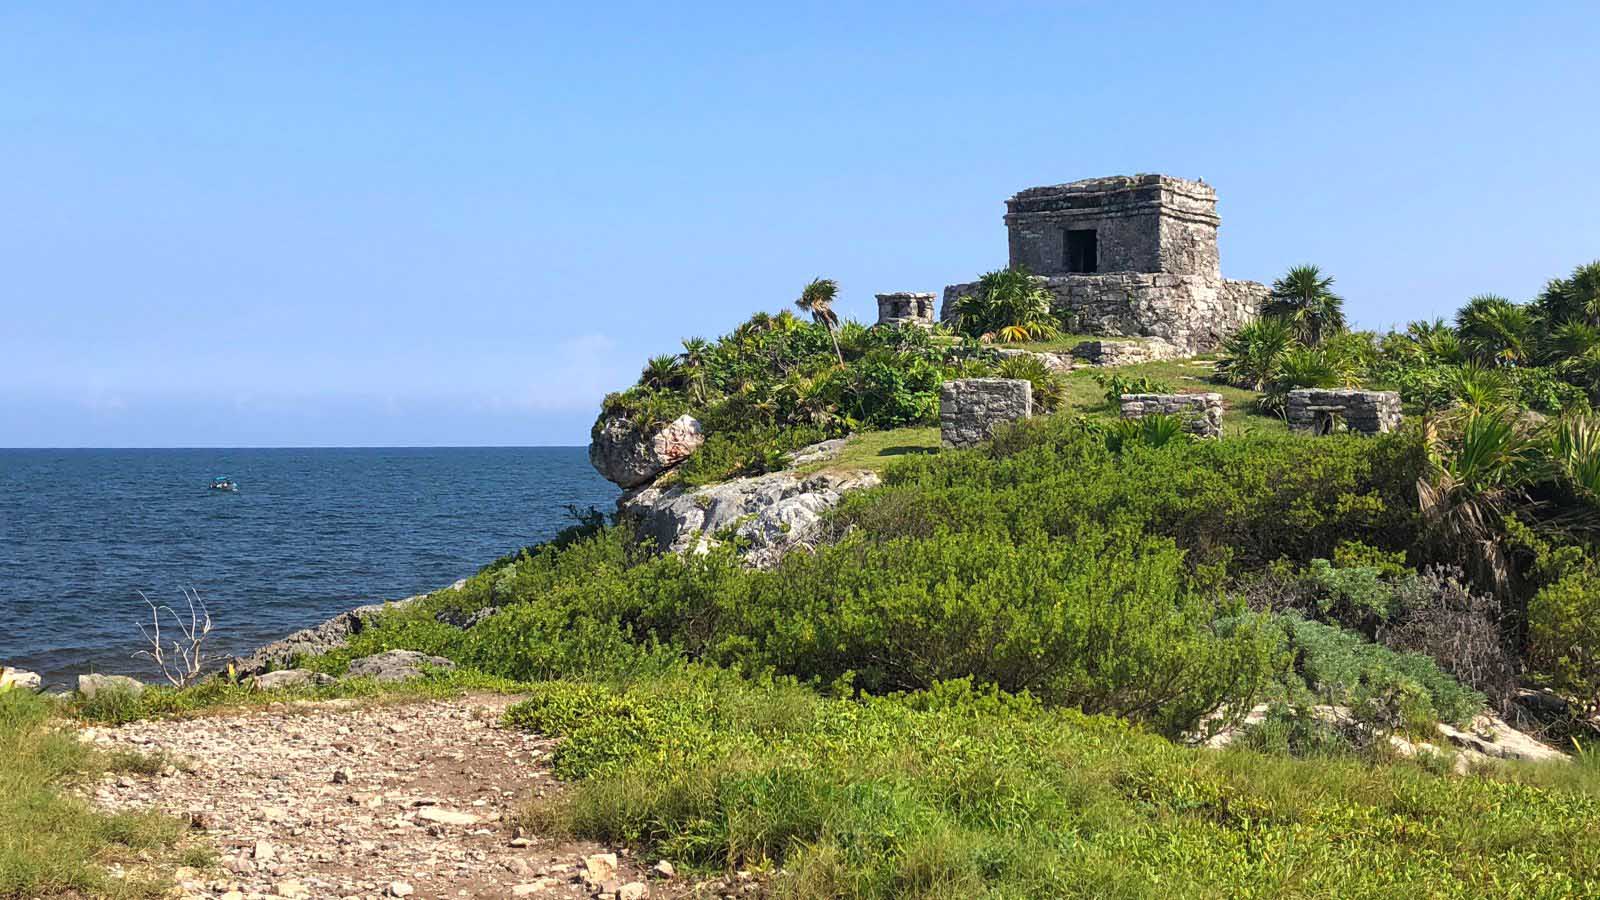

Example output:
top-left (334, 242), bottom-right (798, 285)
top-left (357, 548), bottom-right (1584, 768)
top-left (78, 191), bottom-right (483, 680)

top-left (3, 2), bottom-right (1597, 447)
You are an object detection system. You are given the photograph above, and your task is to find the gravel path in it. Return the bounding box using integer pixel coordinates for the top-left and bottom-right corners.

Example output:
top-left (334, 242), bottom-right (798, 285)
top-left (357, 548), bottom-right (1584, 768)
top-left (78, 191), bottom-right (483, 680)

top-left (84, 694), bottom-right (695, 900)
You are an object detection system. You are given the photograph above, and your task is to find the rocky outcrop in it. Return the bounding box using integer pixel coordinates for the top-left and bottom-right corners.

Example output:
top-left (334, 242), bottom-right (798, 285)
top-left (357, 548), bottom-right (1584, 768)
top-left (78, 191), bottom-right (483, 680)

top-left (344, 650), bottom-right (457, 683)
top-left (1, 666), bottom-right (42, 692)
top-left (589, 414), bottom-right (705, 489)
top-left (622, 468), bottom-right (880, 568)
top-left (230, 579), bottom-right (467, 677)
top-left (1198, 703), bottom-right (1569, 773)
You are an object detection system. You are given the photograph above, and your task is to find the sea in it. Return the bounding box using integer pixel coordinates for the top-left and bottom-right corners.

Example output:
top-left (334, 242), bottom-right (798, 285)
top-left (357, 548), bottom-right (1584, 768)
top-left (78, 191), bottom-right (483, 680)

top-left (0, 448), bottom-right (617, 688)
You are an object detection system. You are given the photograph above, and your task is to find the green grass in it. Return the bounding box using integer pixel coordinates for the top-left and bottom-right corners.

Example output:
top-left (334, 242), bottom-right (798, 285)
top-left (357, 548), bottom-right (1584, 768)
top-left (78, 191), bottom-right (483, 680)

top-left (1058, 357), bottom-right (1290, 437)
top-left (993, 334), bottom-right (1119, 352)
top-left (800, 425), bottom-right (941, 475)
top-left (511, 667), bottom-right (1600, 900)
top-left (0, 688), bottom-right (188, 899)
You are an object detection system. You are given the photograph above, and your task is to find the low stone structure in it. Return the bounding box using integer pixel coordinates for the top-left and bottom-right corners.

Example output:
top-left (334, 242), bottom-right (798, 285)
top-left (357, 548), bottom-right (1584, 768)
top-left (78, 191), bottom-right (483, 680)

top-left (1120, 392), bottom-right (1225, 438)
top-left (942, 175), bottom-right (1267, 354)
top-left (1286, 389), bottom-right (1402, 435)
top-left (875, 292), bottom-right (936, 328)
top-left (940, 378), bottom-right (1032, 448)
top-left (1070, 338), bottom-right (1183, 367)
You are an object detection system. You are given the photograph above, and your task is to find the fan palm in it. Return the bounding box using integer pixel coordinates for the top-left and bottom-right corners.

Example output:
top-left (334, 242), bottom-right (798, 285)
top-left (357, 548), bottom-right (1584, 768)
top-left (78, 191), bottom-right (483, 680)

top-left (1264, 265), bottom-right (1347, 346)
top-left (1406, 318), bottom-right (1465, 364)
top-left (1418, 407), bottom-right (1538, 595)
top-left (796, 278), bottom-right (844, 365)
top-left (1456, 294), bottom-right (1534, 367)
top-left (1536, 260), bottom-right (1600, 327)
top-left (956, 268), bottom-right (1058, 342)
top-left (640, 354), bottom-right (683, 391)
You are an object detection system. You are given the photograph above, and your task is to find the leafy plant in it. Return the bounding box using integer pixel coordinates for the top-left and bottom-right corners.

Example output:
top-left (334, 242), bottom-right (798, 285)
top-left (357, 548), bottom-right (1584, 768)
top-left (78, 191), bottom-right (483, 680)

top-left (953, 268), bottom-right (1058, 342)
top-left (994, 354), bottom-right (1066, 412)
top-left (1215, 317), bottom-right (1295, 389)
top-left (1264, 264), bottom-right (1347, 346)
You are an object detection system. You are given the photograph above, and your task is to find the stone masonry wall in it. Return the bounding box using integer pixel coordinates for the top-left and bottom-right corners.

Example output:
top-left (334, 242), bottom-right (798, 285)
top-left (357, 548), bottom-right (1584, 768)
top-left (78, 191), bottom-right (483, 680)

top-left (940, 378), bottom-right (1032, 448)
top-left (1120, 392), bottom-right (1225, 438)
top-left (1286, 389), bottom-right (1403, 435)
top-left (1005, 175), bottom-right (1221, 277)
top-left (942, 274), bottom-right (1260, 355)
top-left (875, 292), bottom-right (936, 328)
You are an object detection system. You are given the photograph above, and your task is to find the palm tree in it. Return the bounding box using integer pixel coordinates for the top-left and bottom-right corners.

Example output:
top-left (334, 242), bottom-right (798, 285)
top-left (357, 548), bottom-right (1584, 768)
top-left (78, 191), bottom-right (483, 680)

top-left (1215, 318), bottom-right (1295, 390)
top-left (640, 354), bottom-right (683, 391)
top-left (1536, 261), bottom-right (1600, 327)
top-left (1456, 294), bottom-right (1534, 368)
top-left (796, 277), bottom-right (844, 365)
top-left (1264, 265), bottom-right (1347, 346)
top-left (1418, 406), bottom-right (1537, 595)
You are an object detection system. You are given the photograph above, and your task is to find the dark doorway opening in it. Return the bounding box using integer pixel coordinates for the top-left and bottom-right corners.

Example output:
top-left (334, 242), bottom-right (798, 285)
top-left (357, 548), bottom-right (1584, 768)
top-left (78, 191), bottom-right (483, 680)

top-left (1065, 229), bottom-right (1098, 274)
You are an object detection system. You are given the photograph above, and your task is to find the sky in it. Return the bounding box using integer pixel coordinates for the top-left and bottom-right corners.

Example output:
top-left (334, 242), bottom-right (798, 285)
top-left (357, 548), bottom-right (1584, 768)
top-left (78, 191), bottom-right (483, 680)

top-left (2, 2), bottom-right (1597, 447)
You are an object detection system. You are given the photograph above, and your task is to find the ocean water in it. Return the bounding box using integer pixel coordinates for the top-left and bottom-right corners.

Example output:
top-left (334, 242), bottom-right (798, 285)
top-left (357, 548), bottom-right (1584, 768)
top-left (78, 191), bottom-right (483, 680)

top-left (0, 448), bottom-right (616, 687)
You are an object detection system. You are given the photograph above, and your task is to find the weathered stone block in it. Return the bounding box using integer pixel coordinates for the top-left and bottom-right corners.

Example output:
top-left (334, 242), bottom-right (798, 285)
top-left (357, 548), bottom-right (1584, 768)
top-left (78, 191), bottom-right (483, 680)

top-left (875, 292), bottom-right (936, 328)
top-left (1071, 339), bottom-right (1182, 367)
top-left (1286, 389), bottom-right (1402, 435)
top-left (1119, 392), bottom-right (1224, 438)
top-left (940, 378), bottom-right (1032, 448)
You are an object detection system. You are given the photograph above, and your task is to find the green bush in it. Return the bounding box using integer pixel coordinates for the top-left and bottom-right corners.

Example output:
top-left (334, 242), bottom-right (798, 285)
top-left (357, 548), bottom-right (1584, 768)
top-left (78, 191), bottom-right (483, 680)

top-left (1529, 570), bottom-right (1600, 712)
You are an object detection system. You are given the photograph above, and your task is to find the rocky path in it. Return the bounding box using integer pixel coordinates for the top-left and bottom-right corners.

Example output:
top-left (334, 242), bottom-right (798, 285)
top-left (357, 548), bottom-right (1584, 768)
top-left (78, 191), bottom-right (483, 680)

top-left (85, 695), bottom-right (698, 900)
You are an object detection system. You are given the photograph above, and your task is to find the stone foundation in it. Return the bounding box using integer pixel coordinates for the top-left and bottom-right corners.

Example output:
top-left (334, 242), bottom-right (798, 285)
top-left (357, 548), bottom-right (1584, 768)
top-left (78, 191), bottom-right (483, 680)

top-left (1120, 392), bottom-right (1224, 438)
top-left (940, 378), bottom-right (1032, 448)
top-left (994, 348), bottom-right (1076, 373)
top-left (1071, 338), bottom-right (1182, 367)
top-left (1286, 389), bottom-right (1402, 435)
top-left (875, 292), bottom-right (936, 328)
top-left (942, 274), bottom-right (1262, 355)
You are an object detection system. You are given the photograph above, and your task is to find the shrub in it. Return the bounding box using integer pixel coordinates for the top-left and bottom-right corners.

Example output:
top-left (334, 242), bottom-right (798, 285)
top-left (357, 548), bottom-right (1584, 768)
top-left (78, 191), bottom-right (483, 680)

top-left (1528, 569), bottom-right (1600, 713)
top-left (994, 354), bottom-right (1067, 412)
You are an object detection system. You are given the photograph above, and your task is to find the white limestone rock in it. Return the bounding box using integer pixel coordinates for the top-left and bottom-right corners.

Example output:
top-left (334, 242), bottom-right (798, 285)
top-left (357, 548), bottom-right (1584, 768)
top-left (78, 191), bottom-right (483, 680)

top-left (589, 414), bottom-right (705, 489)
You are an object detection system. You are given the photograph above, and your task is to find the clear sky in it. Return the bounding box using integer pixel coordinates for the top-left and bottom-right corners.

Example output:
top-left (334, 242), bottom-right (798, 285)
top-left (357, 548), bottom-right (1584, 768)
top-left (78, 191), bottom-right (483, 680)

top-left (3, 2), bottom-right (1597, 447)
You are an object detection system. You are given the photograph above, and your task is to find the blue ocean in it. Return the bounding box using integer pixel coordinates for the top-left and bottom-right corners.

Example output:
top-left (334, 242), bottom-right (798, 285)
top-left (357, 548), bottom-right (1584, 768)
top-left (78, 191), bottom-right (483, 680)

top-left (0, 448), bottom-right (616, 687)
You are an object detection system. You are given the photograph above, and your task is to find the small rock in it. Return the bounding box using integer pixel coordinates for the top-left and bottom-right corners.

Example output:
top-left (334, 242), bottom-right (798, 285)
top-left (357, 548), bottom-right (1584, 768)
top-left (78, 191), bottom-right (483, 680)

top-left (652, 861), bottom-right (675, 879)
top-left (584, 852), bottom-right (619, 885)
top-left (505, 858), bottom-right (533, 876)
top-left (618, 882), bottom-right (649, 900)
top-left (186, 810), bottom-right (213, 830)
top-left (254, 840), bottom-right (276, 861)
top-left (345, 650), bottom-right (456, 684)
top-left (388, 881), bottom-right (414, 897)
top-left (276, 879), bottom-right (310, 898)
top-left (0, 666), bottom-right (42, 692)
top-left (221, 891), bottom-right (245, 900)
top-left (332, 768), bottom-right (352, 785)
top-left (415, 807), bottom-right (482, 827)
top-left (221, 855), bottom-right (255, 875)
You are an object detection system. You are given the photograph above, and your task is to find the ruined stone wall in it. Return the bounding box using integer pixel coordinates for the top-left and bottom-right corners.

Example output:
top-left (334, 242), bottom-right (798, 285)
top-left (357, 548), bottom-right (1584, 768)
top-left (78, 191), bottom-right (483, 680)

top-left (940, 378), bottom-right (1032, 448)
top-left (1286, 389), bottom-right (1403, 435)
top-left (942, 273), bottom-right (1260, 354)
top-left (1120, 392), bottom-right (1225, 438)
top-left (875, 292), bottom-right (936, 328)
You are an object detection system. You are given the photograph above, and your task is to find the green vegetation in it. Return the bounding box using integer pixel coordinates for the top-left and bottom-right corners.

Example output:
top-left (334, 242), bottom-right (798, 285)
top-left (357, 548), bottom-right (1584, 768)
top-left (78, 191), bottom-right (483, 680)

top-left (0, 689), bottom-right (186, 898)
top-left (508, 669), bottom-right (1600, 899)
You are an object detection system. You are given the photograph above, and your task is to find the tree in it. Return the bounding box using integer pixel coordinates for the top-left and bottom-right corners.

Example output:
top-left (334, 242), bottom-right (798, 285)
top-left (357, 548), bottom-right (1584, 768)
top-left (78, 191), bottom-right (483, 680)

top-left (797, 277), bottom-right (844, 365)
top-left (1264, 265), bottom-right (1347, 346)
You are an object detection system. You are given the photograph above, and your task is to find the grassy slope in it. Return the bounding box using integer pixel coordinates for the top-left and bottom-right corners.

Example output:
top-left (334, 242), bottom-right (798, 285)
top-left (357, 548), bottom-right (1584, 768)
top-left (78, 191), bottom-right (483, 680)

top-left (0, 689), bottom-right (188, 899)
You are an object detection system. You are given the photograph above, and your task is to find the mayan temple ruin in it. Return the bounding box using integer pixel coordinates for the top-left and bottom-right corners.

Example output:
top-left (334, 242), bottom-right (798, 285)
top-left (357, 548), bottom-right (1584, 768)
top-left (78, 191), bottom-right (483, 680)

top-left (942, 174), bottom-right (1267, 353)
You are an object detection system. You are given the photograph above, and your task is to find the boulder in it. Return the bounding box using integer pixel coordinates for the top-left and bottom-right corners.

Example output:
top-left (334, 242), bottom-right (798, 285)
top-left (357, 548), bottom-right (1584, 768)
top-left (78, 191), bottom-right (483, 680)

top-left (228, 579), bottom-right (466, 677)
top-left (251, 669), bottom-right (336, 691)
top-left (0, 666), bottom-right (42, 692)
top-left (344, 650), bottom-right (456, 684)
top-left (589, 414), bottom-right (705, 488)
top-left (77, 673), bottom-right (145, 700)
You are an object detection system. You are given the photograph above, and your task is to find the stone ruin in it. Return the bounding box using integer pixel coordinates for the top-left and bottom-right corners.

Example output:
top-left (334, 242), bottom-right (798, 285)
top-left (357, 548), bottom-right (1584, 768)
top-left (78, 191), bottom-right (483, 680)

top-left (875, 292), bottom-right (936, 328)
top-left (1286, 389), bottom-right (1402, 436)
top-left (1119, 392), bottom-right (1225, 438)
top-left (943, 174), bottom-right (1266, 354)
top-left (940, 378), bottom-right (1031, 448)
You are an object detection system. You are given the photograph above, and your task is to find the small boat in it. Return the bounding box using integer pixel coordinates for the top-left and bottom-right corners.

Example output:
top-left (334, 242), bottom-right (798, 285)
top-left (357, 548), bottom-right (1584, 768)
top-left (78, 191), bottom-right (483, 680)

top-left (210, 475), bottom-right (239, 493)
